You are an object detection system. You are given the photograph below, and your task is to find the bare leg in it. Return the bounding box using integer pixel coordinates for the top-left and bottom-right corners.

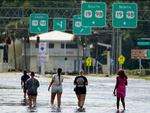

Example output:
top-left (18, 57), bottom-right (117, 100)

top-left (121, 97), bottom-right (125, 110)
top-left (76, 94), bottom-right (80, 108)
top-left (23, 89), bottom-right (26, 99)
top-left (117, 97), bottom-right (120, 110)
top-left (28, 95), bottom-right (32, 108)
top-left (57, 93), bottom-right (62, 108)
top-left (51, 93), bottom-right (56, 105)
top-left (33, 96), bottom-right (37, 107)
top-left (24, 93), bottom-right (27, 99)
top-left (80, 94), bottom-right (86, 108)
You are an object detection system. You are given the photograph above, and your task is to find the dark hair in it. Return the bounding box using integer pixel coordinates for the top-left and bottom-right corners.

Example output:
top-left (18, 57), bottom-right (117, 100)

top-left (57, 68), bottom-right (62, 85)
top-left (117, 70), bottom-right (127, 79)
top-left (31, 72), bottom-right (35, 77)
top-left (57, 68), bottom-right (62, 74)
top-left (24, 70), bottom-right (27, 75)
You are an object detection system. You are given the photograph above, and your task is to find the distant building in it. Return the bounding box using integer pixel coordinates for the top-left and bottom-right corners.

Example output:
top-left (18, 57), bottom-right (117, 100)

top-left (0, 31), bottom-right (91, 73)
top-left (22, 31), bottom-right (85, 73)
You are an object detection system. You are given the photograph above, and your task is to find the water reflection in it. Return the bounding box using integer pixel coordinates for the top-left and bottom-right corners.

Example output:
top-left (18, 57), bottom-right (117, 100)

top-left (27, 106), bottom-right (38, 113)
top-left (21, 99), bottom-right (28, 106)
top-left (0, 73), bottom-right (150, 113)
top-left (116, 110), bottom-right (125, 113)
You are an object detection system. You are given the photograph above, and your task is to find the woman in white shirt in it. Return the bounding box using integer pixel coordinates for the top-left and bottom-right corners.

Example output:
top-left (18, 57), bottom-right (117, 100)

top-left (48, 68), bottom-right (63, 111)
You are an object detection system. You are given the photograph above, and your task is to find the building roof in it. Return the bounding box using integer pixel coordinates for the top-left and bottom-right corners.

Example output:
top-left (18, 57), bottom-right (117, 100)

top-left (29, 31), bottom-right (75, 42)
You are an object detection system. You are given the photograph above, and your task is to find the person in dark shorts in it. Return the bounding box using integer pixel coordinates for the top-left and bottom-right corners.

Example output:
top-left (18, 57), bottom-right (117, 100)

top-left (74, 70), bottom-right (88, 111)
top-left (21, 70), bottom-right (30, 99)
top-left (26, 72), bottom-right (40, 108)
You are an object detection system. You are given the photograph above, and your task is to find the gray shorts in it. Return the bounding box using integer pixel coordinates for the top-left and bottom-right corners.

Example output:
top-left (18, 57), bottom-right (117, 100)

top-left (51, 85), bottom-right (62, 93)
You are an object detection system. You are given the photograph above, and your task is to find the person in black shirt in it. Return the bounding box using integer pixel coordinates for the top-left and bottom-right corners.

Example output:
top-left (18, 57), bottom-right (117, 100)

top-left (21, 70), bottom-right (30, 99)
top-left (26, 72), bottom-right (40, 108)
top-left (74, 70), bottom-right (88, 111)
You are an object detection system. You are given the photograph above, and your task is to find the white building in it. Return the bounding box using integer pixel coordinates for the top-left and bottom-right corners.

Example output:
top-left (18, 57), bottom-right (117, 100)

top-left (23, 31), bottom-right (84, 73)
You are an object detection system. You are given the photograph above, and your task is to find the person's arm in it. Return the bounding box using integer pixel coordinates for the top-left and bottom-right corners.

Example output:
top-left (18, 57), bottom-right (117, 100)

top-left (125, 76), bottom-right (128, 86)
top-left (21, 81), bottom-right (23, 88)
top-left (113, 77), bottom-right (118, 96)
top-left (74, 77), bottom-right (77, 85)
top-left (21, 76), bottom-right (24, 88)
top-left (48, 75), bottom-right (55, 91)
top-left (25, 80), bottom-right (29, 89)
top-left (37, 79), bottom-right (40, 88)
top-left (85, 76), bottom-right (88, 85)
top-left (48, 80), bottom-right (54, 91)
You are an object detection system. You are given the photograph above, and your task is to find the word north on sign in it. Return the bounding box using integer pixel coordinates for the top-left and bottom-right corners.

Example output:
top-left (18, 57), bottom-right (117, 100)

top-left (30, 13), bottom-right (48, 33)
top-left (81, 2), bottom-right (106, 27)
top-left (112, 3), bottom-right (137, 28)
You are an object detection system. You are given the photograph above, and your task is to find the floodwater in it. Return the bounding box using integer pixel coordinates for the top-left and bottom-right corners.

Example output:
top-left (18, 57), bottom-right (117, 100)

top-left (0, 73), bottom-right (150, 113)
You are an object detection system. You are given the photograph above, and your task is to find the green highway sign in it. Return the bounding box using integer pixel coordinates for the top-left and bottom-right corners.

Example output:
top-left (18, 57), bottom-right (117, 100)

top-left (30, 13), bottom-right (48, 33)
top-left (53, 18), bottom-right (66, 31)
top-left (112, 3), bottom-right (137, 28)
top-left (137, 41), bottom-right (150, 46)
top-left (73, 15), bottom-right (91, 35)
top-left (147, 49), bottom-right (150, 58)
top-left (81, 2), bottom-right (106, 27)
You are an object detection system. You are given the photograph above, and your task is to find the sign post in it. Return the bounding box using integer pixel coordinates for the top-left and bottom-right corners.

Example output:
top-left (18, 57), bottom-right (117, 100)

top-left (112, 3), bottom-right (137, 72)
top-left (38, 42), bottom-right (48, 75)
top-left (30, 13), bottom-right (48, 75)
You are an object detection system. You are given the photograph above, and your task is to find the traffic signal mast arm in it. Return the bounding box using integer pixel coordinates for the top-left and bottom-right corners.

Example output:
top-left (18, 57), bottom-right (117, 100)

top-left (97, 42), bottom-right (111, 48)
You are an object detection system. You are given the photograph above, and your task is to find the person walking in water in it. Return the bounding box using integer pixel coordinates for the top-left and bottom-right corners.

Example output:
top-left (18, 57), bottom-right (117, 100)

top-left (74, 70), bottom-right (88, 111)
top-left (113, 69), bottom-right (128, 111)
top-left (26, 72), bottom-right (40, 108)
top-left (21, 70), bottom-right (30, 99)
top-left (48, 68), bottom-right (64, 111)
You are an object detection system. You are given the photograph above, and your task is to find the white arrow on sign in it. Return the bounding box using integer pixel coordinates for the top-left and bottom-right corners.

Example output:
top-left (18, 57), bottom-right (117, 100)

top-left (57, 21), bottom-right (63, 28)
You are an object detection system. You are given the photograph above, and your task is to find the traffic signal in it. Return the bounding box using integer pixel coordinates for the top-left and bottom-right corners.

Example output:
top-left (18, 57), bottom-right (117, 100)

top-left (26, 37), bottom-right (30, 43)
top-left (37, 36), bottom-right (40, 43)
top-left (6, 37), bottom-right (11, 44)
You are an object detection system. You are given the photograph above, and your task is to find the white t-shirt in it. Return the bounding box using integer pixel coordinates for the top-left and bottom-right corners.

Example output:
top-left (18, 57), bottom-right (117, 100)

top-left (52, 74), bottom-right (64, 85)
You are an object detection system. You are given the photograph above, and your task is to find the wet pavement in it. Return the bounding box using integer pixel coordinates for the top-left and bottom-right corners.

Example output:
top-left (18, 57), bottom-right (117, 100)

top-left (0, 72), bottom-right (150, 113)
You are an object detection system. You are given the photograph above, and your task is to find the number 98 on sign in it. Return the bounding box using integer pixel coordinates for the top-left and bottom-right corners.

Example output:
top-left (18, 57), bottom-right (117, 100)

top-left (84, 10), bottom-right (103, 18)
top-left (115, 11), bottom-right (134, 19)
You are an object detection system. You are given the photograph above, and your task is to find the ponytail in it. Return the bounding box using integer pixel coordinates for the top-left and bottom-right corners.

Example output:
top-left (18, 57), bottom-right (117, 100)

top-left (57, 68), bottom-right (62, 85)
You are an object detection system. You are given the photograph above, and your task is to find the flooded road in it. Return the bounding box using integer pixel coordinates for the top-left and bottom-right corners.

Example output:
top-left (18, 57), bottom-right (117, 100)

top-left (0, 72), bottom-right (150, 113)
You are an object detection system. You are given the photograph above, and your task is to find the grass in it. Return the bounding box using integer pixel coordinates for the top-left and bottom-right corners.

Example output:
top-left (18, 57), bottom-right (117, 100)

top-left (85, 73), bottom-right (150, 80)
top-left (127, 75), bottom-right (150, 80)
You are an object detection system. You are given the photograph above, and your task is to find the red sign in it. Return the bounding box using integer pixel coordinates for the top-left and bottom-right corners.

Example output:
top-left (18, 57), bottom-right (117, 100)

top-left (131, 49), bottom-right (147, 59)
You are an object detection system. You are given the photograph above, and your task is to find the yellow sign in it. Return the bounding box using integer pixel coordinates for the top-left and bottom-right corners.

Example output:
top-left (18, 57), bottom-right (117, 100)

top-left (118, 55), bottom-right (125, 64)
top-left (86, 57), bottom-right (92, 66)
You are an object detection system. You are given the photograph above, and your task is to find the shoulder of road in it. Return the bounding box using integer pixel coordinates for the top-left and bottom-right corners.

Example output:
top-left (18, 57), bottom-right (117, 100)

top-left (0, 72), bottom-right (150, 80)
